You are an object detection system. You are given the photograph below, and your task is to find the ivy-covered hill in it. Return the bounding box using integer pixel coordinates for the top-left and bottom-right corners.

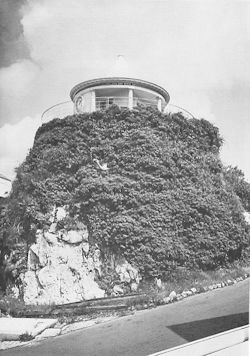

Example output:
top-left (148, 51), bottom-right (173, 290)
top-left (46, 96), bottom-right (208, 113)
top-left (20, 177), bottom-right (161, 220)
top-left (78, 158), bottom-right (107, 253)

top-left (6, 106), bottom-right (250, 279)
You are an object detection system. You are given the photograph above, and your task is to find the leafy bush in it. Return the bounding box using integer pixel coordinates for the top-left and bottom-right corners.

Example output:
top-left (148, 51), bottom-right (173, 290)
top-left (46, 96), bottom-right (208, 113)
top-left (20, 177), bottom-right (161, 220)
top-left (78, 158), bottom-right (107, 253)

top-left (223, 166), bottom-right (250, 211)
top-left (6, 106), bottom-right (250, 280)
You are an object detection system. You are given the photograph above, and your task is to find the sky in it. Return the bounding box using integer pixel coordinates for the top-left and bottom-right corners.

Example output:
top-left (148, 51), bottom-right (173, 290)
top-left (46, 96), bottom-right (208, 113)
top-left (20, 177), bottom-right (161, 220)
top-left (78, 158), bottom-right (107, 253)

top-left (0, 0), bottom-right (249, 185)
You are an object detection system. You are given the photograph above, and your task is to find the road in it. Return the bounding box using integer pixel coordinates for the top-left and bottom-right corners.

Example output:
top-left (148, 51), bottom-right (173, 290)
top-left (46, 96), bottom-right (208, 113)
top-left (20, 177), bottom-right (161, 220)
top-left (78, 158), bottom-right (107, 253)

top-left (2, 279), bottom-right (249, 356)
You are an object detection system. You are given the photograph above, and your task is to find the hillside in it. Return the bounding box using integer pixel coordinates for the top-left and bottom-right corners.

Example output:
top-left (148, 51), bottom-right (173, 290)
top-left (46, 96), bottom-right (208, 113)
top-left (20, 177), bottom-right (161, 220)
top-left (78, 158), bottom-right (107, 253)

top-left (2, 106), bottom-right (250, 301)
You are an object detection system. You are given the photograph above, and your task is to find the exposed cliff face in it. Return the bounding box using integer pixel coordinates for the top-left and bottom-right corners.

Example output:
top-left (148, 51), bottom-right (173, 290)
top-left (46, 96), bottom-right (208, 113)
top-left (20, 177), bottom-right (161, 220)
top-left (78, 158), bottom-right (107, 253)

top-left (22, 206), bottom-right (140, 304)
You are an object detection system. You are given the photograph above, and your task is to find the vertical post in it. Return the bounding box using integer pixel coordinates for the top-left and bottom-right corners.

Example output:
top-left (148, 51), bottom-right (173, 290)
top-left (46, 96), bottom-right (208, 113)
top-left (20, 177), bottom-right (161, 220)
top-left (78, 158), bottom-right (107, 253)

top-left (157, 97), bottom-right (162, 112)
top-left (128, 89), bottom-right (133, 110)
top-left (91, 90), bottom-right (96, 112)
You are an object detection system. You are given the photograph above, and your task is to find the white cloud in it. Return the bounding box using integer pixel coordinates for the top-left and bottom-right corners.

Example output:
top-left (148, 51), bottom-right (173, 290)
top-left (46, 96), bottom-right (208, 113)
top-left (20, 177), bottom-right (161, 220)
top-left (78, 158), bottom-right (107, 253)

top-left (0, 0), bottom-right (249, 180)
top-left (0, 115), bottom-right (40, 178)
top-left (0, 60), bottom-right (40, 125)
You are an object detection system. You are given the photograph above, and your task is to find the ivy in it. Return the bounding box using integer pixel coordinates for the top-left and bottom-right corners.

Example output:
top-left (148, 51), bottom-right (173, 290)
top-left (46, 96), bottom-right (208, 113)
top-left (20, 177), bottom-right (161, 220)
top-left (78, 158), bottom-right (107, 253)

top-left (5, 106), bottom-right (250, 279)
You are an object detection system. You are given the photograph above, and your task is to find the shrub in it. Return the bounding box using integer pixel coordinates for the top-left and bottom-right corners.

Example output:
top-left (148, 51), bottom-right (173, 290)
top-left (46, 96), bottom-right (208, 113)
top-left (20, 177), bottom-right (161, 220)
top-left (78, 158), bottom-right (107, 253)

top-left (6, 106), bottom-right (250, 279)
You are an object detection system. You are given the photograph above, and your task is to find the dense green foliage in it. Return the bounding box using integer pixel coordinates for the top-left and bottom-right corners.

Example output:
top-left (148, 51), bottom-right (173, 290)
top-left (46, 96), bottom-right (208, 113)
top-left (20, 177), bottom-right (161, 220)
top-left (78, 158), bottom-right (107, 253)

top-left (6, 106), bottom-right (250, 279)
top-left (223, 166), bottom-right (250, 212)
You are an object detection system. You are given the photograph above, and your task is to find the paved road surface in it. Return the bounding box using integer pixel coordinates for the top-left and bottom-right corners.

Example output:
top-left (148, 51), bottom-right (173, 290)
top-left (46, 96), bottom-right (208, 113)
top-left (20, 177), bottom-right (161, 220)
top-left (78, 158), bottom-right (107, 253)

top-left (3, 280), bottom-right (249, 356)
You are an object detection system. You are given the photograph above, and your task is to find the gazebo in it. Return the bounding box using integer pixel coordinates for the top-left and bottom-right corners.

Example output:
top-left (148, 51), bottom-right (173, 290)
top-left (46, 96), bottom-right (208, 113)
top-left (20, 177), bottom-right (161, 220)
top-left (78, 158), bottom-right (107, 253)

top-left (70, 77), bottom-right (170, 113)
top-left (41, 77), bottom-right (194, 123)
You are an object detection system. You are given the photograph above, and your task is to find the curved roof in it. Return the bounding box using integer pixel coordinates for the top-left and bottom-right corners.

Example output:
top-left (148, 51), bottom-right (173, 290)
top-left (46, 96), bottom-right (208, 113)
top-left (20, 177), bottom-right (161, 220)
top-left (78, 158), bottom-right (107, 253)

top-left (70, 77), bottom-right (170, 103)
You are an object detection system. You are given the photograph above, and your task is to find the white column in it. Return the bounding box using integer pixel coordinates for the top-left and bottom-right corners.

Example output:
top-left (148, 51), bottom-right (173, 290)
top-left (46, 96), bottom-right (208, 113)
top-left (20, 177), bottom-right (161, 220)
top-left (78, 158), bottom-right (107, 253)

top-left (157, 97), bottom-right (162, 112)
top-left (128, 89), bottom-right (133, 110)
top-left (91, 90), bottom-right (96, 112)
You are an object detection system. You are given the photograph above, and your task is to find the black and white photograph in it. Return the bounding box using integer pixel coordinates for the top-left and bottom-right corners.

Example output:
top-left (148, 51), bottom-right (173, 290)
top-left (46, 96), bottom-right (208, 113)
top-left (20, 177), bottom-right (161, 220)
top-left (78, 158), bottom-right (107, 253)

top-left (0, 0), bottom-right (249, 355)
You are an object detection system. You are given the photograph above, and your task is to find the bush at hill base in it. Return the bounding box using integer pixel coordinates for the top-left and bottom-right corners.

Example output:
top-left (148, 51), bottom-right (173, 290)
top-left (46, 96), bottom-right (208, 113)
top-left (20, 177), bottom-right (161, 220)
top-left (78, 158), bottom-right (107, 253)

top-left (5, 106), bottom-right (250, 288)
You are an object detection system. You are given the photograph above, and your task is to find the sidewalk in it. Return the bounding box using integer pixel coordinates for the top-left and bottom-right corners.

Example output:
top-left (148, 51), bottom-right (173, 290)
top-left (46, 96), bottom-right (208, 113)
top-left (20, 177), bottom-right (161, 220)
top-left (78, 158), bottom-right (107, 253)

top-left (0, 317), bottom-right (57, 341)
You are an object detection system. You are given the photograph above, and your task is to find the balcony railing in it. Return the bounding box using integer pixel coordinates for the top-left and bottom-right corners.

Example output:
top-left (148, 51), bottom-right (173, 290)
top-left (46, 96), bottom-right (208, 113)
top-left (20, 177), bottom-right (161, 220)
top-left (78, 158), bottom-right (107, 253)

top-left (96, 96), bottom-right (158, 111)
top-left (96, 97), bottom-right (129, 110)
top-left (41, 100), bottom-right (195, 123)
top-left (165, 104), bottom-right (195, 119)
top-left (41, 101), bottom-right (74, 123)
top-left (134, 97), bottom-right (158, 108)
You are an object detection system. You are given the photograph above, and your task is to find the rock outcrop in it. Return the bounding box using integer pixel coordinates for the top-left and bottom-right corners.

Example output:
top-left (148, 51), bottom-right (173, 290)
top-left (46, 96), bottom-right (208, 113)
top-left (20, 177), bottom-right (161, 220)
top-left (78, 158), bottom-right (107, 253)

top-left (22, 206), bottom-right (140, 305)
top-left (22, 206), bottom-right (104, 304)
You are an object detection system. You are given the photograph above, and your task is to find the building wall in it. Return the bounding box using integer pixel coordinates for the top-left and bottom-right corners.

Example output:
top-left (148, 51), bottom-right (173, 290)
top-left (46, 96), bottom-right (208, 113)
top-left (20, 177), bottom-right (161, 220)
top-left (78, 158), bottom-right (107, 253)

top-left (73, 85), bottom-right (166, 113)
top-left (74, 91), bottom-right (92, 113)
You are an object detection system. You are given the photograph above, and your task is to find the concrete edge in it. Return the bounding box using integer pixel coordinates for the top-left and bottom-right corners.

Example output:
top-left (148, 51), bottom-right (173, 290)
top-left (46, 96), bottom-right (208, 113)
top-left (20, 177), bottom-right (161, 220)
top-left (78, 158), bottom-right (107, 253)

top-left (148, 324), bottom-right (249, 356)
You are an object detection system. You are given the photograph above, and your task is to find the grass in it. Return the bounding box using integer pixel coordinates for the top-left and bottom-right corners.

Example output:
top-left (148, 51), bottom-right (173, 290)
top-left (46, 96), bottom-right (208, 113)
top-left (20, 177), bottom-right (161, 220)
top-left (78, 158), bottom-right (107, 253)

top-left (124, 264), bottom-right (250, 309)
top-left (0, 296), bottom-right (54, 317)
top-left (0, 264), bottom-right (249, 320)
top-left (18, 333), bottom-right (34, 342)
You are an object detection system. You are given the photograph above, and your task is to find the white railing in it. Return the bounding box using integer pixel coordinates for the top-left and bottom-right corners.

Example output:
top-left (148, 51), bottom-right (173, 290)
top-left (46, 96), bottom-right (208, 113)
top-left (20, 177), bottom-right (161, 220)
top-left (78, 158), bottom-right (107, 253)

top-left (165, 104), bottom-right (195, 119)
top-left (41, 101), bottom-right (74, 123)
top-left (41, 100), bottom-right (195, 123)
top-left (96, 96), bottom-right (129, 110)
top-left (134, 97), bottom-right (158, 108)
top-left (96, 96), bottom-right (158, 110)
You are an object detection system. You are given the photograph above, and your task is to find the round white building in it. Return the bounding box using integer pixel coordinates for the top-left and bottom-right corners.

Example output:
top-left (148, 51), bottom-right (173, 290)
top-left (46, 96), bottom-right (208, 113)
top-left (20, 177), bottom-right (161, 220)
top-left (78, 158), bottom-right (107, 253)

top-left (41, 77), bottom-right (193, 123)
top-left (70, 77), bottom-right (170, 114)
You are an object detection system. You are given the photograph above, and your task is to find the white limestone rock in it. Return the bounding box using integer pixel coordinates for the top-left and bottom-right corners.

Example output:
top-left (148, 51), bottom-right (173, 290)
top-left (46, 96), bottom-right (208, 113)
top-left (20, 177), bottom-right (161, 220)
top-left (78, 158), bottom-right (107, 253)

top-left (56, 207), bottom-right (67, 221)
top-left (177, 294), bottom-right (183, 301)
top-left (82, 242), bottom-right (90, 256)
top-left (49, 206), bottom-right (67, 224)
top-left (155, 278), bottom-right (162, 289)
top-left (23, 222), bottom-right (105, 304)
top-left (115, 259), bottom-right (141, 285)
top-left (61, 230), bottom-right (87, 244)
top-left (243, 211), bottom-right (250, 225)
top-left (49, 222), bottom-right (57, 233)
top-left (163, 296), bottom-right (171, 304)
top-left (44, 231), bottom-right (58, 245)
top-left (77, 275), bottom-right (105, 299)
top-left (28, 230), bottom-right (48, 269)
top-left (169, 291), bottom-right (177, 301)
top-left (49, 206), bottom-right (57, 223)
top-left (23, 206), bottom-right (143, 304)
top-left (113, 285), bottom-right (124, 295)
top-left (23, 271), bottom-right (40, 304)
top-left (27, 248), bottom-right (40, 271)
top-left (130, 282), bottom-right (138, 292)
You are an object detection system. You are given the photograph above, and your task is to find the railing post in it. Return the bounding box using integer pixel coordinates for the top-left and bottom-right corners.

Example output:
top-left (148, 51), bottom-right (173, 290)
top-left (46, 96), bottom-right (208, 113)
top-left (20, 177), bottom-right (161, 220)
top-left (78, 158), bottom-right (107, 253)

top-left (128, 89), bottom-right (133, 110)
top-left (91, 90), bottom-right (96, 112)
top-left (157, 97), bottom-right (162, 112)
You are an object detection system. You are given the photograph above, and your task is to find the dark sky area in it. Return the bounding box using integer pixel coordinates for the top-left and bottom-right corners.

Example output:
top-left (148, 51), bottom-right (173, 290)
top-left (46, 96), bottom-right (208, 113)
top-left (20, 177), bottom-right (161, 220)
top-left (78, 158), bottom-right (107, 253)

top-left (0, 0), bottom-right (29, 68)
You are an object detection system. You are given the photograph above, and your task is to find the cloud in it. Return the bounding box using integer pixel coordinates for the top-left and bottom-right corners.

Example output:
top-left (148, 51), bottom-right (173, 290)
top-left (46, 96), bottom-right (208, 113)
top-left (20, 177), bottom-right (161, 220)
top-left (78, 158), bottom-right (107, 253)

top-left (0, 115), bottom-right (40, 178)
top-left (1, 0), bottom-right (249, 122)
top-left (0, 60), bottom-right (40, 125)
top-left (22, 1), bottom-right (250, 112)
top-left (0, 0), bottom-right (29, 67)
top-left (0, 0), bottom-right (249, 179)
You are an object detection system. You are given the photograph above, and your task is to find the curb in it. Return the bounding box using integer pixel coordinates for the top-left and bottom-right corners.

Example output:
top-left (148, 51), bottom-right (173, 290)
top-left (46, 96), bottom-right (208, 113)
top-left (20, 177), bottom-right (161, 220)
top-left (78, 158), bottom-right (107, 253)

top-left (154, 274), bottom-right (249, 306)
top-left (0, 273), bottom-right (249, 351)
